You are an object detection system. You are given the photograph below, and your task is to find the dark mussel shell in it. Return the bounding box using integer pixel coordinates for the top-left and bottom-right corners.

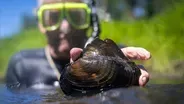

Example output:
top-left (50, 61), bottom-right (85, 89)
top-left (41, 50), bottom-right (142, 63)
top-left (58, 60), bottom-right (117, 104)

top-left (60, 38), bottom-right (141, 96)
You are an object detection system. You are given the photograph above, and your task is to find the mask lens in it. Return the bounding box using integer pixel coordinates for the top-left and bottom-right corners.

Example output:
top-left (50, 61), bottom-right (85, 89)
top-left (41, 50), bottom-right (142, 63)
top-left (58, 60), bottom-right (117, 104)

top-left (42, 9), bottom-right (61, 27)
top-left (67, 8), bottom-right (89, 28)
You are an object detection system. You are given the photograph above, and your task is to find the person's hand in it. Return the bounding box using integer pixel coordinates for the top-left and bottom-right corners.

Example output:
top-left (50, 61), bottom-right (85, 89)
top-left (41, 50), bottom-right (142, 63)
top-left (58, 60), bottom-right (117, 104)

top-left (70, 47), bottom-right (151, 87)
top-left (121, 47), bottom-right (151, 86)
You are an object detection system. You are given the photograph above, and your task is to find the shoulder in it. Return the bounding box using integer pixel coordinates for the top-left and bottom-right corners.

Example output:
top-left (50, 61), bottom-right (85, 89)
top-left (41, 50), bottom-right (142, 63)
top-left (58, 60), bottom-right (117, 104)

top-left (6, 48), bottom-right (46, 77)
top-left (11, 48), bottom-right (45, 60)
top-left (5, 48), bottom-right (45, 88)
top-left (8, 48), bottom-right (45, 67)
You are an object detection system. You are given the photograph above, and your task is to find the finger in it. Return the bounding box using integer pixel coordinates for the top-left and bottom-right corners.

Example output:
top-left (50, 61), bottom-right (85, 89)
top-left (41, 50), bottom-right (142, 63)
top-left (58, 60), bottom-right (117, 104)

top-left (136, 47), bottom-right (151, 60)
top-left (121, 47), bottom-right (151, 60)
top-left (70, 48), bottom-right (83, 62)
top-left (137, 65), bottom-right (150, 86)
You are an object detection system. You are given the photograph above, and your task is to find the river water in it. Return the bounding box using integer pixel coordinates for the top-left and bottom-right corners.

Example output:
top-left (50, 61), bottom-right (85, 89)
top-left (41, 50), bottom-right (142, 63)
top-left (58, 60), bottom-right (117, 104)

top-left (1, 79), bottom-right (184, 104)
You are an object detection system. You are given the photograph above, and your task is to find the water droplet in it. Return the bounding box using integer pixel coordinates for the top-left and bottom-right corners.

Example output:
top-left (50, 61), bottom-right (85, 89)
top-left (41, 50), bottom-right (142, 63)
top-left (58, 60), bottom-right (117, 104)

top-left (100, 88), bottom-right (104, 93)
top-left (82, 90), bottom-right (86, 94)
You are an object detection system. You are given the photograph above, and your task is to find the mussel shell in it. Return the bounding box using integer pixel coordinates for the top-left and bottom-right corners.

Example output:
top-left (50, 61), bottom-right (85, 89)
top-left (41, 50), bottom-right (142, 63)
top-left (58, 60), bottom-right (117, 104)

top-left (60, 38), bottom-right (141, 95)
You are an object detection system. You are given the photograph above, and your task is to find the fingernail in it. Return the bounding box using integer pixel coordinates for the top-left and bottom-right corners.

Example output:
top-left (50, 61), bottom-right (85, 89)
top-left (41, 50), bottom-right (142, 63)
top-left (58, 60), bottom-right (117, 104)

top-left (142, 76), bottom-right (147, 83)
top-left (146, 52), bottom-right (151, 59)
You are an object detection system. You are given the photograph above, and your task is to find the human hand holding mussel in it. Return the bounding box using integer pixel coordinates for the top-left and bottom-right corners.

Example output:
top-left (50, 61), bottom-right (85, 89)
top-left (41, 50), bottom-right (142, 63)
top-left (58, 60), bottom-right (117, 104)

top-left (60, 38), bottom-right (151, 95)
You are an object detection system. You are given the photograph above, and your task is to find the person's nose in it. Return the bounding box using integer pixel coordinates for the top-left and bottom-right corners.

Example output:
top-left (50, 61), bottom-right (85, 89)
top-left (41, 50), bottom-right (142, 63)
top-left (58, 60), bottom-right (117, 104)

top-left (59, 19), bottom-right (71, 34)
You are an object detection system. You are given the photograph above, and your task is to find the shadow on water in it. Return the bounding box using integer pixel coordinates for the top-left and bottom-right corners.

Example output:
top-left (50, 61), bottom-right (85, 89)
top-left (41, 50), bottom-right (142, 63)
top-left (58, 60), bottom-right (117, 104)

top-left (1, 79), bottom-right (184, 104)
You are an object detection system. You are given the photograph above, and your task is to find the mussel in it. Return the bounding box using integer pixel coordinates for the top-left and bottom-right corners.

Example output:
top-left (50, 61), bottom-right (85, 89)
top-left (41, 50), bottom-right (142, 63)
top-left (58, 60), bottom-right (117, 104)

top-left (59, 38), bottom-right (141, 96)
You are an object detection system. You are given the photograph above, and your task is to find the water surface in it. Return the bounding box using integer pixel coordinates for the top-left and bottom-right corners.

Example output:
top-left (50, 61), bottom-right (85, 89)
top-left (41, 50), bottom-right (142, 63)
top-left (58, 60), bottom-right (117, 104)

top-left (1, 81), bottom-right (184, 104)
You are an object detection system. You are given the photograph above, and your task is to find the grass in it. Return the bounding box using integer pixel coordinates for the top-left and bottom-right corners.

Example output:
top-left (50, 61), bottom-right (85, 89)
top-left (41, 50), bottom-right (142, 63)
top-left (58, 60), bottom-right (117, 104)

top-left (1, 2), bottom-right (184, 78)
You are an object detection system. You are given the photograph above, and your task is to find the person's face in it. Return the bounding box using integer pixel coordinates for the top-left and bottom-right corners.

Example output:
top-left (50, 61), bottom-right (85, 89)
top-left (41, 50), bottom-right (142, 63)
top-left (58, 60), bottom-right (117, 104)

top-left (38, 0), bottom-right (89, 59)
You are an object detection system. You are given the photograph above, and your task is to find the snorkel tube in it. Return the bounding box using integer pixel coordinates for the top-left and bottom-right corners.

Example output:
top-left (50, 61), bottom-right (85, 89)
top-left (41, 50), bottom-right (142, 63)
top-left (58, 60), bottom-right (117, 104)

top-left (84, 0), bottom-right (101, 47)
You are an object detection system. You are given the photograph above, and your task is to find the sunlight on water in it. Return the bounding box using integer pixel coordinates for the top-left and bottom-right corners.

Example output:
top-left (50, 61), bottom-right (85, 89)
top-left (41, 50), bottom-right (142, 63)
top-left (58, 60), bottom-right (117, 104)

top-left (0, 84), bottom-right (42, 104)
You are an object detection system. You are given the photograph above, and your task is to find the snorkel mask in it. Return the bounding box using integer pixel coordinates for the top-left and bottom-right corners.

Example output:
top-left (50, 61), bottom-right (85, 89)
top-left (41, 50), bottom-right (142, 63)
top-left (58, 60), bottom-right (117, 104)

top-left (37, 0), bottom-right (101, 47)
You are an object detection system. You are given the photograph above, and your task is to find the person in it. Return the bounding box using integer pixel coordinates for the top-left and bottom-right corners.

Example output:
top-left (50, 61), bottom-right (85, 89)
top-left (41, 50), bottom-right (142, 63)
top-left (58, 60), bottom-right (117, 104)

top-left (5, 0), bottom-right (150, 91)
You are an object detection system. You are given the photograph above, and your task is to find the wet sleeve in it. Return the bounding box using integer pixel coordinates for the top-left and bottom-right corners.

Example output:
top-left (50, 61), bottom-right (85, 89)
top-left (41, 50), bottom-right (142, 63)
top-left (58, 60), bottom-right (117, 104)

top-left (5, 52), bottom-right (25, 90)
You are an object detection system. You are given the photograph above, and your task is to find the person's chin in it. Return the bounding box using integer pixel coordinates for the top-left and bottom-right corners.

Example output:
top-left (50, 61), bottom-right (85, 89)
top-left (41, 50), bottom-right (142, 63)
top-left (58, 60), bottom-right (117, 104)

top-left (58, 53), bottom-right (70, 60)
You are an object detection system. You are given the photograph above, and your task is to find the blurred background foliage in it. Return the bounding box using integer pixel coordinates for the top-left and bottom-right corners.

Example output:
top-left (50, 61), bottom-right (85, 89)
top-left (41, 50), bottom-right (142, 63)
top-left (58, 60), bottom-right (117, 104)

top-left (1, 0), bottom-right (184, 79)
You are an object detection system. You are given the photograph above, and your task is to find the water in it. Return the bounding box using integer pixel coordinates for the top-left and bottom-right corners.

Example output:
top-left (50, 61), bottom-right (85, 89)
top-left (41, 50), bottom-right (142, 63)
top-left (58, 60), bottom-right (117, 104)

top-left (1, 82), bottom-right (184, 104)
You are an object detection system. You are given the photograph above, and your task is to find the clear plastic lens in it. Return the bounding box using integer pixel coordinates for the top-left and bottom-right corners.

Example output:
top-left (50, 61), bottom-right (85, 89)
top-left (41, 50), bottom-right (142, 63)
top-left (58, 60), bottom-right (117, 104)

top-left (67, 8), bottom-right (88, 26)
top-left (42, 9), bottom-right (61, 27)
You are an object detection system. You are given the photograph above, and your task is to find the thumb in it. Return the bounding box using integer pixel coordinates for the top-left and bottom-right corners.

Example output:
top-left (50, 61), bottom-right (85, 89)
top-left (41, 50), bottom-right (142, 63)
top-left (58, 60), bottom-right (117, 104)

top-left (137, 65), bottom-right (150, 86)
top-left (70, 48), bottom-right (83, 62)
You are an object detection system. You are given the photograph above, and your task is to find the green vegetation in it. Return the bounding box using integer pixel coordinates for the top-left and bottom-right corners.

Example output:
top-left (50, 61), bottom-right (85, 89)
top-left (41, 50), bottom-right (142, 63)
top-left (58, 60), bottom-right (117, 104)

top-left (1, 2), bottom-right (184, 79)
top-left (100, 2), bottom-right (184, 74)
